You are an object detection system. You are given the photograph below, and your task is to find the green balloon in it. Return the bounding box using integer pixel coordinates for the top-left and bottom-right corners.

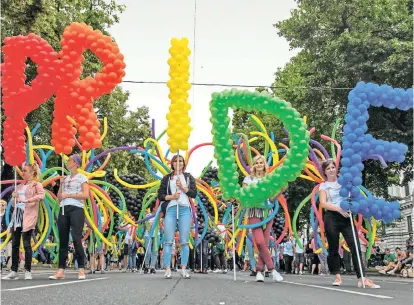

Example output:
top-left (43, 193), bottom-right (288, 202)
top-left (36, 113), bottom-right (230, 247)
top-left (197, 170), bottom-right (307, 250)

top-left (209, 89), bottom-right (309, 208)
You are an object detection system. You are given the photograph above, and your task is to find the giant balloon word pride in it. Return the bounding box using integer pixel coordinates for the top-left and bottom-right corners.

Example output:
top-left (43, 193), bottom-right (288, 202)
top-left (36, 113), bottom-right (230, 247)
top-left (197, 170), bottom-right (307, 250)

top-left (1, 23), bottom-right (413, 263)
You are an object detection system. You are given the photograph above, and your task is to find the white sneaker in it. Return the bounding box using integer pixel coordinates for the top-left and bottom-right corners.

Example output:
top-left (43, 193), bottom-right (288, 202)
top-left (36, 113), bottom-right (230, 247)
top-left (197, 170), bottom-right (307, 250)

top-left (2, 271), bottom-right (19, 280)
top-left (24, 271), bottom-right (33, 280)
top-left (299, 271), bottom-right (303, 275)
top-left (222, 269), bottom-right (228, 274)
top-left (213, 269), bottom-right (222, 273)
top-left (164, 269), bottom-right (172, 279)
top-left (272, 270), bottom-right (283, 282)
top-left (256, 271), bottom-right (265, 282)
top-left (181, 269), bottom-right (191, 279)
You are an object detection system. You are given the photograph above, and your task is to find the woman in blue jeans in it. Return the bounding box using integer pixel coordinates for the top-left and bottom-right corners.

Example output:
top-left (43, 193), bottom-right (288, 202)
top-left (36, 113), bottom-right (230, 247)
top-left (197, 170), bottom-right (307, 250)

top-left (158, 154), bottom-right (197, 279)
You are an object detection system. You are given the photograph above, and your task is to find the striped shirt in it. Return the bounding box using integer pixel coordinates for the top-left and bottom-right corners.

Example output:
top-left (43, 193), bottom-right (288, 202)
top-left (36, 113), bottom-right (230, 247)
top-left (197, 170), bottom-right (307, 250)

top-left (243, 176), bottom-right (272, 219)
top-left (10, 185), bottom-right (28, 229)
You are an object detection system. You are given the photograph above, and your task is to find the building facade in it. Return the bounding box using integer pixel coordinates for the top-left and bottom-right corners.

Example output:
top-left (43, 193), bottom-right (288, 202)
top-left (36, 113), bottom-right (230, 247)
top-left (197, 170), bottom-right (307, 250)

top-left (380, 180), bottom-right (414, 250)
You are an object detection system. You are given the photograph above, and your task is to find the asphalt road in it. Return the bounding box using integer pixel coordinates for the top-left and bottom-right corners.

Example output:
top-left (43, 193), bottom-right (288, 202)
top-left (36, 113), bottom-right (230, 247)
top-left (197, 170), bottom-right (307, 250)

top-left (1, 270), bottom-right (412, 305)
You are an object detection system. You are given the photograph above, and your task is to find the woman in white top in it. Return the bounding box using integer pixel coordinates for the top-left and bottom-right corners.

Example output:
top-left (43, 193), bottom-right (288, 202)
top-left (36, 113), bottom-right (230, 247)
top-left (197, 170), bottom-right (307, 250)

top-left (50, 154), bottom-right (89, 280)
top-left (158, 154), bottom-right (197, 279)
top-left (243, 155), bottom-right (283, 283)
top-left (319, 159), bottom-right (379, 288)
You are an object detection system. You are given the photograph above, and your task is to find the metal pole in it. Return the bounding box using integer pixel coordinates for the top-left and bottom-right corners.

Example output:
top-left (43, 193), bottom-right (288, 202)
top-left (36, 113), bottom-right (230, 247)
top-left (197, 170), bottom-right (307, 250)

top-left (140, 236), bottom-right (152, 273)
top-left (61, 155), bottom-right (65, 216)
top-left (232, 204), bottom-right (236, 281)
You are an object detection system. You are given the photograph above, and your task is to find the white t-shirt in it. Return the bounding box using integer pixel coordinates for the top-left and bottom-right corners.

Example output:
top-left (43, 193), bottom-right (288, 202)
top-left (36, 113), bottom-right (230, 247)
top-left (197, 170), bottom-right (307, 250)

top-left (319, 181), bottom-right (344, 207)
top-left (294, 236), bottom-right (306, 254)
top-left (167, 174), bottom-right (190, 209)
top-left (243, 176), bottom-right (260, 185)
top-left (61, 173), bottom-right (88, 208)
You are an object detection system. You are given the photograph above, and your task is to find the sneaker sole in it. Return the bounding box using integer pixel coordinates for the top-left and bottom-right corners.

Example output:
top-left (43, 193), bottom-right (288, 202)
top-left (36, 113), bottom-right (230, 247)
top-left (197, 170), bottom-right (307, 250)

top-left (3, 278), bottom-right (19, 280)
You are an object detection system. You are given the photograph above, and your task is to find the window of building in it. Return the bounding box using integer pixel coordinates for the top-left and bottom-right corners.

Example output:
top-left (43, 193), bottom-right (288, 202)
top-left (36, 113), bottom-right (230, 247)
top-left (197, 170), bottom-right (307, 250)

top-left (408, 215), bottom-right (413, 233)
top-left (404, 184), bottom-right (410, 197)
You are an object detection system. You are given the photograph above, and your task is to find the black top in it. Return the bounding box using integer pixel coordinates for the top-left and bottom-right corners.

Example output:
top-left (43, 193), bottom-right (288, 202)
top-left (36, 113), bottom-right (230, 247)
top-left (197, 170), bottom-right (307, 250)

top-left (157, 172), bottom-right (197, 215)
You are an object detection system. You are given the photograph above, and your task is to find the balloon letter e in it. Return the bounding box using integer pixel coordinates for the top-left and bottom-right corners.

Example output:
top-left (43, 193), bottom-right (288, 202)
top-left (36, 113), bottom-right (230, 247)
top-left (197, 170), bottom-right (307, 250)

top-left (339, 82), bottom-right (413, 222)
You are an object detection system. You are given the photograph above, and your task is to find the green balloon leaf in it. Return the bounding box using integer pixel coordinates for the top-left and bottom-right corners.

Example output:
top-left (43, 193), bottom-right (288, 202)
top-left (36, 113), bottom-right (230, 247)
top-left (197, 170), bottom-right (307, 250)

top-left (209, 89), bottom-right (310, 208)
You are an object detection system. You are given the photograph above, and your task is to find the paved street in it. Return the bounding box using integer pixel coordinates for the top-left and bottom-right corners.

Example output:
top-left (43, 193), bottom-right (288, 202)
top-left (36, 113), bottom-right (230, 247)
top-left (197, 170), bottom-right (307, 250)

top-left (1, 270), bottom-right (412, 305)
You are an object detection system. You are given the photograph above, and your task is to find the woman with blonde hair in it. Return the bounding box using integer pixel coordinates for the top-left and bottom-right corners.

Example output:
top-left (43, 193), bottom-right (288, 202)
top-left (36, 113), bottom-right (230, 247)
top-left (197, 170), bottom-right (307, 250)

top-left (49, 154), bottom-right (89, 280)
top-left (242, 155), bottom-right (283, 283)
top-left (2, 163), bottom-right (44, 280)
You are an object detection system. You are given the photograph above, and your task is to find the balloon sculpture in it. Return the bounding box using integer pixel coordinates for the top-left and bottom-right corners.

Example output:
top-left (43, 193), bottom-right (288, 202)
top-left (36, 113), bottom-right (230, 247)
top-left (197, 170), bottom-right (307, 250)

top-left (339, 82), bottom-right (412, 222)
top-left (166, 37), bottom-right (192, 153)
top-left (1, 25), bottom-right (413, 267)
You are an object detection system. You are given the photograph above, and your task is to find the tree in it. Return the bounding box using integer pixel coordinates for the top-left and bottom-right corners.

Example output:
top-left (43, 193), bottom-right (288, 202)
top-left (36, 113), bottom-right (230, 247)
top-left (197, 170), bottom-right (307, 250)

top-left (273, 0), bottom-right (413, 199)
top-left (232, 0), bottom-right (412, 229)
top-left (1, 0), bottom-right (152, 179)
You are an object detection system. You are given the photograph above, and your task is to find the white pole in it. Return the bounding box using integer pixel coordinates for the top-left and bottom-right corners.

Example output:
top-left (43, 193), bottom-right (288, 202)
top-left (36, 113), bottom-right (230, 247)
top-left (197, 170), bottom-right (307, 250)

top-left (200, 240), bottom-right (203, 271)
top-left (61, 155), bottom-right (65, 216)
top-left (349, 211), bottom-right (365, 288)
top-left (232, 204), bottom-right (236, 281)
top-left (140, 235), bottom-right (152, 273)
top-left (13, 168), bottom-right (17, 231)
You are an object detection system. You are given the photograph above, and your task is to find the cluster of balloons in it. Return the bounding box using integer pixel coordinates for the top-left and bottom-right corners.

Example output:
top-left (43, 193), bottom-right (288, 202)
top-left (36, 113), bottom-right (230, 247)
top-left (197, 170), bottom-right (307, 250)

top-left (1, 22), bottom-right (126, 160)
top-left (1, 34), bottom-right (63, 165)
top-left (339, 82), bottom-right (413, 222)
top-left (166, 37), bottom-right (192, 152)
top-left (52, 22), bottom-right (126, 153)
top-left (209, 89), bottom-right (310, 207)
top-left (105, 172), bottom-right (148, 227)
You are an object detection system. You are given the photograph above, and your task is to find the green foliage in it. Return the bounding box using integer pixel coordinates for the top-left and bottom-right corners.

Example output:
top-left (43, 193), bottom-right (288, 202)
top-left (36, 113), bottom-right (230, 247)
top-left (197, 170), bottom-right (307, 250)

top-left (232, 0), bottom-right (413, 229)
top-left (273, 0), bottom-right (413, 199)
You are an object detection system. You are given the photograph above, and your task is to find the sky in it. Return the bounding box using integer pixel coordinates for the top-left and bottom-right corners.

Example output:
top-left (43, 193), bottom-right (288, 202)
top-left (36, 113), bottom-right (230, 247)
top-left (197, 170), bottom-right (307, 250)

top-left (109, 0), bottom-right (299, 176)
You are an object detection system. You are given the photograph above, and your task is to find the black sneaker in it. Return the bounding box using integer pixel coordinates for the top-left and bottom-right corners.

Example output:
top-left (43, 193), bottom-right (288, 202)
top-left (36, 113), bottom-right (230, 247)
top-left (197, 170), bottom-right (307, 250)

top-left (144, 267), bottom-right (149, 274)
top-left (150, 268), bottom-right (156, 274)
top-left (250, 271), bottom-right (257, 276)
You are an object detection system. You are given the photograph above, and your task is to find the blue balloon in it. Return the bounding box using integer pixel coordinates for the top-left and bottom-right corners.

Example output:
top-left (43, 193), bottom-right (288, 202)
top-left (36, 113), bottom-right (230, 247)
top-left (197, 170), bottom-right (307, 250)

top-left (383, 206), bottom-right (391, 215)
top-left (349, 166), bottom-right (359, 175)
top-left (341, 200), bottom-right (350, 210)
top-left (390, 202), bottom-right (400, 210)
top-left (343, 172), bottom-right (353, 182)
top-left (370, 204), bottom-right (379, 213)
top-left (351, 186), bottom-right (360, 197)
top-left (339, 188), bottom-right (349, 197)
top-left (350, 201), bottom-right (360, 213)
top-left (343, 148), bottom-right (353, 158)
top-left (352, 176), bottom-right (362, 186)
top-left (392, 209), bottom-right (401, 219)
top-left (351, 154), bottom-right (362, 164)
top-left (341, 158), bottom-right (352, 167)
top-left (366, 197), bottom-right (374, 208)
top-left (354, 128), bottom-right (364, 136)
top-left (359, 199), bottom-right (367, 210)
top-left (352, 142), bottom-right (362, 152)
top-left (347, 133), bottom-right (357, 142)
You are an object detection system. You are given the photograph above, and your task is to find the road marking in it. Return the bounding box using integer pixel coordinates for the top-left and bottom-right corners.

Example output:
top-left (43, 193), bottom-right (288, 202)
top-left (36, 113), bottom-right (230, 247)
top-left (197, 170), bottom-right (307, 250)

top-left (2, 277), bottom-right (109, 292)
top-left (282, 280), bottom-right (393, 299)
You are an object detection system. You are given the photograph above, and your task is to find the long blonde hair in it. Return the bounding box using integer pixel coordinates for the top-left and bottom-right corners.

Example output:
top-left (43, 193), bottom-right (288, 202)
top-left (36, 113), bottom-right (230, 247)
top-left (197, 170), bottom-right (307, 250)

top-left (250, 155), bottom-right (268, 178)
top-left (24, 163), bottom-right (41, 180)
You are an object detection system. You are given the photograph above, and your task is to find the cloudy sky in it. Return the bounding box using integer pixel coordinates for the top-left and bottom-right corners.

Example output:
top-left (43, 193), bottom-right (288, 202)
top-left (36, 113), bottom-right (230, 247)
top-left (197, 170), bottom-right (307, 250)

top-left (109, 0), bottom-right (298, 176)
